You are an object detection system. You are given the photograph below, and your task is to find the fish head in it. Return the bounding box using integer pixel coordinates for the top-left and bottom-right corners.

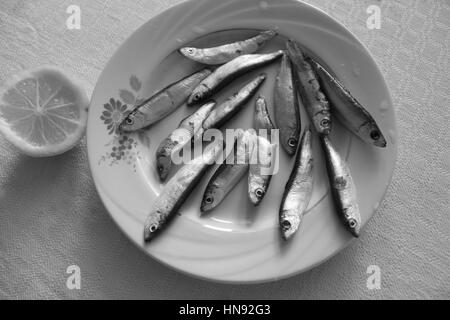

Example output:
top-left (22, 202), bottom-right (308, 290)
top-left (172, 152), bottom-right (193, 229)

top-left (187, 84), bottom-right (209, 106)
top-left (156, 155), bottom-right (171, 181)
top-left (346, 216), bottom-right (361, 238)
top-left (200, 188), bottom-right (224, 213)
top-left (143, 210), bottom-right (163, 242)
top-left (360, 123), bottom-right (387, 148)
top-left (280, 211), bottom-right (301, 241)
top-left (119, 109), bottom-right (147, 132)
top-left (283, 134), bottom-right (299, 155)
top-left (248, 184), bottom-right (266, 206)
top-left (313, 111), bottom-right (332, 135)
top-left (179, 47), bottom-right (198, 59)
top-left (342, 206), bottom-right (361, 238)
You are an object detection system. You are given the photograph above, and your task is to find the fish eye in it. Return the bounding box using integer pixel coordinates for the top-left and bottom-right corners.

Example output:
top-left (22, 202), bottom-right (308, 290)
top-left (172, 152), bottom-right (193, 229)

top-left (255, 188), bottom-right (264, 198)
top-left (149, 225), bottom-right (157, 232)
top-left (125, 117), bottom-right (134, 125)
top-left (281, 220), bottom-right (291, 230)
top-left (349, 219), bottom-right (357, 228)
top-left (320, 119), bottom-right (330, 128)
top-left (287, 138), bottom-right (297, 148)
top-left (187, 48), bottom-right (194, 53)
top-left (370, 130), bottom-right (380, 140)
top-left (205, 196), bottom-right (213, 204)
top-left (193, 93), bottom-right (201, 101)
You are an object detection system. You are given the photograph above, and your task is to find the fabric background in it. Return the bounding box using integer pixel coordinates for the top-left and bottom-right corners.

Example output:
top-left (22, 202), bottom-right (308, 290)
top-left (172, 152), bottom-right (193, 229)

top-left (0, 0), bottom-right (448, 299)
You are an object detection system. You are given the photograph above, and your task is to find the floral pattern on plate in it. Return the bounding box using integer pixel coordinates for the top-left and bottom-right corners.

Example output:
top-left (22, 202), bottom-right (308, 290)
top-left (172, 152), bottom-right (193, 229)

top-left (98, 75), bottom-right (147, 171)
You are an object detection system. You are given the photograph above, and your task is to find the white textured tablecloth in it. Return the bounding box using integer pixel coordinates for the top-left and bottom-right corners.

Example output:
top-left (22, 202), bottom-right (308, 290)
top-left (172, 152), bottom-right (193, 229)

top-left (0, 0), bottom-right (449, 299)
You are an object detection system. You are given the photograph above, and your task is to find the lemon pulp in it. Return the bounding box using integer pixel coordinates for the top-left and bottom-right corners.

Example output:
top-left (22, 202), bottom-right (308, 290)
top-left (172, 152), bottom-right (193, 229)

top-left (0, 67), bottom-right (89, 157)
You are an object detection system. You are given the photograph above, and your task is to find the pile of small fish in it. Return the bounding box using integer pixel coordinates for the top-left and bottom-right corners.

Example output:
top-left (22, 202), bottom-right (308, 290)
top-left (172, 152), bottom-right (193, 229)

top-left (118, 30), bottom-right (386, 243)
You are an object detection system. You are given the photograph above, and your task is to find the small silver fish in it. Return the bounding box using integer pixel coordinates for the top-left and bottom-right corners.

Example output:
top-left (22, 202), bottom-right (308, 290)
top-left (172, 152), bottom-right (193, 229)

top-left (279, 129), bottom-right (313, 241)
top-left (200, 73), bottom-right (267, 131)
top-left (201, 129), bottom-right (252, 213)
top-left (321, 135), bottom-right (361, 237)
top-left (286, 40), bottom-right (332, 135)
top-left (187, 51), bottom-right (283, 105)
top-left (254, 95), bottom-right (275, 138)
top-left (310, 59), bottom-right (387, 147)
top-left (120, 68), bottom-right (211, 132)
top-left (248, 134), bottom-right (274, 206)
top-left (180, 30), bottom-right (277, 65)
top-left (274, 53), bottom-right (301, 155)
top-left (144, 141), bottom-right (225, 242)
top-left (155, 100), bottom-right (215, 181)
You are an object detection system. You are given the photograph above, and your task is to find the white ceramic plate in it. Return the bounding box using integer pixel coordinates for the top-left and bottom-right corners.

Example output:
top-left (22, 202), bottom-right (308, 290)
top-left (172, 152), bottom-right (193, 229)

top-left (87, 0), bottom-right (397, 283)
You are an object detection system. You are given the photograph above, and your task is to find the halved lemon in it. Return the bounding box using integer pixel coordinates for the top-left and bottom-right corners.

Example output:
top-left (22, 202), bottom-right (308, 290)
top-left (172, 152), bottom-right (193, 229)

top-left (0, 66), bottom-right (89, 157)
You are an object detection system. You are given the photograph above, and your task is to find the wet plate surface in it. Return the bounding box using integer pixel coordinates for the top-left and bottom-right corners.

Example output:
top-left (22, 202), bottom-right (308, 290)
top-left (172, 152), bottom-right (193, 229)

top-left (87, 0), bottom-right (397, 283)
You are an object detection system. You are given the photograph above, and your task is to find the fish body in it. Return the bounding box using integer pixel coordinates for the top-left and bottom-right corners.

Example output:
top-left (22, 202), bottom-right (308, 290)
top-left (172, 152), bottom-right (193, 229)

top-left (279, 129), bottom-right (313, 240)
top-left (201, 130), bottom-right (252, 213)
top-left (187, 51), bottom-right (283, 105)
top-left (274, 53), bottom-right (301, 155)
top-left (310, 59), bottom-right (386, 147)
top-left (286, 40), bottom-right (331, 135)
top-left (248, 134), bottom-right (274, 206)
top-left (120, 68), bottom-right (211, 132)
top-left (321, 136), bottom-right (361, 237)
top-left (144, 142), bottom-right (223, 242)
top-left (180, 30), bottom-right (277, 65)
top-left (201, 74), bottom-right (266, 130)
top-left (254, 95), bottom-right (275, 139)
top-left (156, 101), bottom-right (215, 181)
